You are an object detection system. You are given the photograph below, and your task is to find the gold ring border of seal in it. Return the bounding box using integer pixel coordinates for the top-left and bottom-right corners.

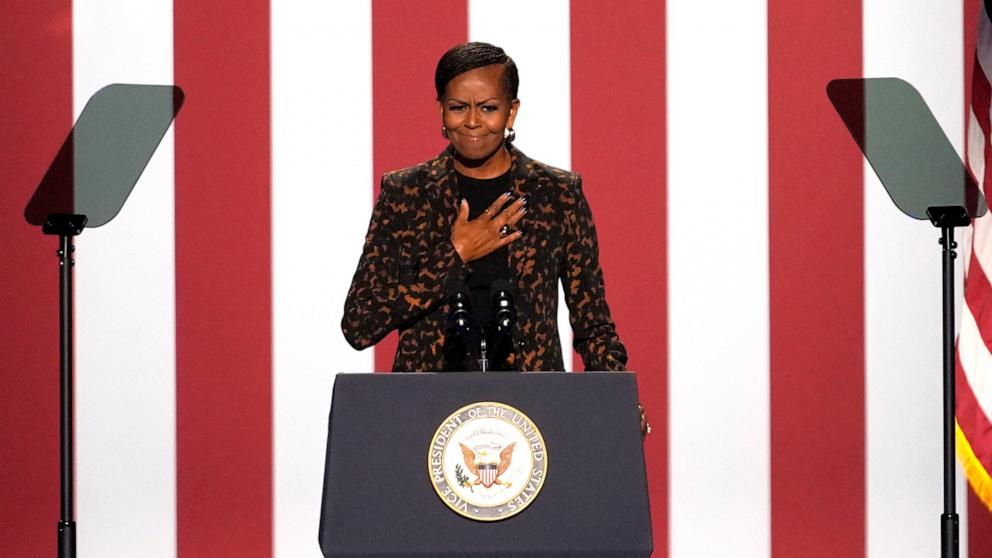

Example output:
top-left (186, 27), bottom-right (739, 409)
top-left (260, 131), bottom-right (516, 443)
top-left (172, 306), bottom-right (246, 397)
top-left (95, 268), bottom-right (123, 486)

top-left (427, 401), bottom-right (549, 522)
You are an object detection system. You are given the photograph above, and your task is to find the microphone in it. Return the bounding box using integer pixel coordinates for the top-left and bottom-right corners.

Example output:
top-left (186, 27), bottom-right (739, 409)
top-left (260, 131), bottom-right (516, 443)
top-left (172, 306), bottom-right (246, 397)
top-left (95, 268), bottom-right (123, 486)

top-left (443, 285), bottom-right (478, 371)
top-left (490, 280), bottom-right (516, 334)
top-left (487, 280), bottom-right (516, 371)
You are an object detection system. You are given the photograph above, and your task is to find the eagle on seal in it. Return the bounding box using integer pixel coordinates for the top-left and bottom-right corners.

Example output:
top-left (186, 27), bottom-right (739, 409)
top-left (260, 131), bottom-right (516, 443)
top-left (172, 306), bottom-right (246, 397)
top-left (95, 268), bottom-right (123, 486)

top-left (459, 442), bottom-right (516, 488)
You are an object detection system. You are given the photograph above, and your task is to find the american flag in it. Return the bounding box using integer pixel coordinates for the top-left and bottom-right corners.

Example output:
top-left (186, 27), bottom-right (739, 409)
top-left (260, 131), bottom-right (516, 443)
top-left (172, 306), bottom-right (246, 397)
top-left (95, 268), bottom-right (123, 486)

top-left (2, 0), bottom-right (990, 557)
top-left (959, 0), bottom-right (992, 544)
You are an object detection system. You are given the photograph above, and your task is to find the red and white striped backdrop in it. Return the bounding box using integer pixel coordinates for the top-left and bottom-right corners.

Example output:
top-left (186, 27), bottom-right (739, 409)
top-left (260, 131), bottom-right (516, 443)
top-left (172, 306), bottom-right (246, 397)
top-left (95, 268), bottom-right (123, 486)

top-left (2, 1), bottom-right (989, 556)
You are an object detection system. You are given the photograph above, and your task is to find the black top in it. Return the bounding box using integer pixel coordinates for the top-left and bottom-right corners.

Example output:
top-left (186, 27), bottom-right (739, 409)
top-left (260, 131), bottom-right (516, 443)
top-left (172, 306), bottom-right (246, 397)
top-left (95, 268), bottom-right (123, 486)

top-left (456, 170), bottom-right (513, 329)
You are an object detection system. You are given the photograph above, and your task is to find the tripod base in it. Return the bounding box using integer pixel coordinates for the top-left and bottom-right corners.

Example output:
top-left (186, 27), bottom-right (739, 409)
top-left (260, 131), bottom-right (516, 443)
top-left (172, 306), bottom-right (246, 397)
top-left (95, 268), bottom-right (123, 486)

top-left (942, 513), bottom-right (959, 558)
top-left (58, 520), bottom-right (75, 558)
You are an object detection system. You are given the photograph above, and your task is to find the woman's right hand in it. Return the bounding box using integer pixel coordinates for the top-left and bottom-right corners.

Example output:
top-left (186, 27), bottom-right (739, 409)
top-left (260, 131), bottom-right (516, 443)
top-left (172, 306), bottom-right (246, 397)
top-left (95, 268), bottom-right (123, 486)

top-left (451, 193), bottom-right (526, 263)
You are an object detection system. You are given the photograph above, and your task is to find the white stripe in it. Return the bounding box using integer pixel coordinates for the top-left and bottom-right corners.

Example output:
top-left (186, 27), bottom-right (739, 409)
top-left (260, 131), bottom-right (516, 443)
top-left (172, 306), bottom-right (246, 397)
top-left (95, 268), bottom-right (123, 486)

top-left (272, 2), bottom-right (374, 557)
top-left (863, 1), bottom-right (963, 555)
top-left (72, 2), bottom-right (176, 556)
top-left (667, 1), bottom-right (770, 556)
top-left (468, 0), bottom-right (574, 370)
top-left (966, 108), bottom-right (985, 283)
top-left (971, 213), bottom-right (992, 282)
top-left (968, 108), bottom-right (985, 195)
top-left (970, 103), bottom-right (992, 280)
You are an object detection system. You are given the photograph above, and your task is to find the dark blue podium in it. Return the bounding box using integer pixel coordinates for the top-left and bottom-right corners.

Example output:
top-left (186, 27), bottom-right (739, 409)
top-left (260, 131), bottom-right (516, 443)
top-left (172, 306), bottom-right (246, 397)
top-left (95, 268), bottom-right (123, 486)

top-left (318, 372), bottom-right (652, 558)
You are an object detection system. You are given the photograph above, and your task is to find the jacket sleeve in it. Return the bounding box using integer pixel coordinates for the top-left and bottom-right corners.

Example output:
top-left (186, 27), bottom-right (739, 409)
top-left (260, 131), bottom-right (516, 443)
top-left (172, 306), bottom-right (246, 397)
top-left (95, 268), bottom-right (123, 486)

top-left (341, 173), bottom-right (469, 350)
top-left (561, 175), bottom-right (628, 371)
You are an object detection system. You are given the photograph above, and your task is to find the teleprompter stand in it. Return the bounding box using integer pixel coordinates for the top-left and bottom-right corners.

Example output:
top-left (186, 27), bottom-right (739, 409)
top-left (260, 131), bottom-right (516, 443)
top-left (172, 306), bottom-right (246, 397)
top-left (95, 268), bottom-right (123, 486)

top-left (318, 372), bottom-right (653, 557)
top-left (43, 214), bottom-right (86, 558)
top-left (24, 84), bottom-right (183, 558)
top-left (828, 78), bottom-right (987, 558)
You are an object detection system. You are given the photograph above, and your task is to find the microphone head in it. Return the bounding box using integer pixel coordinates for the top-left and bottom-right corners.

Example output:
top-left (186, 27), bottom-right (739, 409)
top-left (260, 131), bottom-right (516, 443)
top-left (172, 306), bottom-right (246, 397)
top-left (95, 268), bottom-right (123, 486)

top-left (445, 284), bottom-right (478, 371)
top-left (447, 284), bottom-right (477, 334)
top-left (489, 279), bottom-right (516, 331)
top-left (486, 280), bottom-right (516, 370)
top-left (449, 288), bottom-right (472, 314)
top-left (489, 279), bottom-right (514, 299)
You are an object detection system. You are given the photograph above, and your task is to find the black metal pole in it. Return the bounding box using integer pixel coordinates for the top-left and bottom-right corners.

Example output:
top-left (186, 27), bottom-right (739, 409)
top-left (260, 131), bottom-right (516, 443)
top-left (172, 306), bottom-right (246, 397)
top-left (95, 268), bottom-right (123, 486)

top-left (57, 233), bottom-right (76, 558)
top-left (940, 225), bottom-right (959, 558)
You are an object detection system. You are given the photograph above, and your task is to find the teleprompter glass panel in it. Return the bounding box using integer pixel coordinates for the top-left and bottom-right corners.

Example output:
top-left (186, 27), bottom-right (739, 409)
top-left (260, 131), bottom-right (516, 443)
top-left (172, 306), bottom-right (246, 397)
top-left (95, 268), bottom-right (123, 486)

top-left (827, 77), bottom-right (985, 220)
top-left (25, 83), bottom-right (183, 227)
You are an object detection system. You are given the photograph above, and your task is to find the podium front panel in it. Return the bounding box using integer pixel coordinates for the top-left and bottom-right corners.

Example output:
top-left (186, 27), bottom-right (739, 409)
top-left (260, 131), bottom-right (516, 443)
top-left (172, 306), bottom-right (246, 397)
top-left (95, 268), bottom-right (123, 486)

top-left (318, 372), bottom-right (652, 558)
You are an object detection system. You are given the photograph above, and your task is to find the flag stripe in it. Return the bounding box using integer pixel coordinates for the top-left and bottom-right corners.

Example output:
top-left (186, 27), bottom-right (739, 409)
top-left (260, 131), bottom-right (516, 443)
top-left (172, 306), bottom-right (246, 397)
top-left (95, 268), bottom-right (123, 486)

top-left (959, 301), bottom-right (992, 461)
top-left (668, 1), bottom-right (770, 556)
top-left (958, 349), bottom-right (992, 477)
top-left (956, 4), bottom-right (992, 556)
top-left (469, 0), bottom-right (574, 372)
top-left (72, 1), bottom-right (178, 556)
top-left (174, 1), bottom-right (273, 555)
top-left (977, 3), bottom-right (992, 99)
top-left (966, 253), bottom-right (992, 357)
top-left (370, 0), bottom-right (466, 372)
top-left (970, 49), bottom-right (992, 200)
top-left (972, 59), bottom-right (990, 138)
top-left (769, 1), bottom-right (865, 556)
top-left (271, 2), bottom-right (373, 556)
top-left (8, 3), bottom-right (992, 556)
top-left (969, 491), bottom-right (992, 558)
top-left (570, 0), bottom-right (668, 554)
top-left (965, 7), bottom-right (981, 555)
top-left (0, 3), bottom-right (72, 557)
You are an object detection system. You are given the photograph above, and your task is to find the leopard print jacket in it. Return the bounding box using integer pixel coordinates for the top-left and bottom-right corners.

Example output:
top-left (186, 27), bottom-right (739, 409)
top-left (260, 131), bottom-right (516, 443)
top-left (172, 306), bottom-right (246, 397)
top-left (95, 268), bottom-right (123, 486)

top-left (341, 145), bottom-right (627, 372)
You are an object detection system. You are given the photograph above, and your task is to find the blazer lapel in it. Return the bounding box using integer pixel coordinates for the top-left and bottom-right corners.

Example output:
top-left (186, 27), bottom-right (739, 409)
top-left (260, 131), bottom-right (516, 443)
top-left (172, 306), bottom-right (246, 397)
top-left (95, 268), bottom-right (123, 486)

top-left (423, 148), bottom-right (459, 228)
top-left (506, 146), bottom-right (542, 289)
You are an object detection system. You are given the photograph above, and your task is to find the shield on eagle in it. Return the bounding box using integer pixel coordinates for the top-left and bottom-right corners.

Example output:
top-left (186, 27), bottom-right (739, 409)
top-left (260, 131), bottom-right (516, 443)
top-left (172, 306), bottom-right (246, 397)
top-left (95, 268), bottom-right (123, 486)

top-left (459, 442), bottom-right (516, 488)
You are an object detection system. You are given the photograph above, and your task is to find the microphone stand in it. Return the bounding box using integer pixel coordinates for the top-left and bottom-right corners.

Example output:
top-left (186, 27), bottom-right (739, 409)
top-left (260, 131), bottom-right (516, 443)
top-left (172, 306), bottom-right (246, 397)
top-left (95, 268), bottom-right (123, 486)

top-left (478, 339), bottom-right (489, 373)
top-left (483, 281), bottom-right (515, 373)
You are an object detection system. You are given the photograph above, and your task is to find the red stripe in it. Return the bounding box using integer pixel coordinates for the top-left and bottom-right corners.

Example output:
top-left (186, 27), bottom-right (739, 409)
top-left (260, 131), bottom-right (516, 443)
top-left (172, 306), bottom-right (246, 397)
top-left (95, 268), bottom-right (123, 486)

top-left (969, 490), bottom-right (992, 557)
top-left (971, 55), bottom-right (990, 138)
top-left (370, 0), bottom-right (467, 372)
top-left (969, 50), bottom-right (992, 197)
top-left (769, 2), bottom-right (864, 557)
top-left (966, 253), bottom-right (992, 354)
top-left (569, 1), bottom-right (667, 554)
top-left (967, 0), bottom-right (980, 127)
top-left (0, 4), bottom-right (72, 556)
top-left (957, 353), bottom-right (992, 474)
top-left (174, 2), bottom-right (272, 555)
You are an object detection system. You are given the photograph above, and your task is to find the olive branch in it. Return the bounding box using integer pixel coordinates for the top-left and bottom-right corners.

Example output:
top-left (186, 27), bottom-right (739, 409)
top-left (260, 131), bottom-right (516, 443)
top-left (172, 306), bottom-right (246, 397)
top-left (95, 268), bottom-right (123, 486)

top-left (454, 464), bottom-right (473, 492)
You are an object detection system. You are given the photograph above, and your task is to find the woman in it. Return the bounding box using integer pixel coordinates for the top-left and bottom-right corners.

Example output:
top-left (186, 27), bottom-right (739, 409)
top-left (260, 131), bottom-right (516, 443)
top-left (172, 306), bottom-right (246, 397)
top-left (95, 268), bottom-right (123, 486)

top-left (342, 42), bottom-right (627, 373)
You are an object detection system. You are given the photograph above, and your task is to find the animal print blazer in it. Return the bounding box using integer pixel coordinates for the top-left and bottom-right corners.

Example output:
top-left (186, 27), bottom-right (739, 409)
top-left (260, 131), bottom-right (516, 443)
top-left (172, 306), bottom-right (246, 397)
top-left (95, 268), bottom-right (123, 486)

top-left (342, 145), bottom-right (627, 372)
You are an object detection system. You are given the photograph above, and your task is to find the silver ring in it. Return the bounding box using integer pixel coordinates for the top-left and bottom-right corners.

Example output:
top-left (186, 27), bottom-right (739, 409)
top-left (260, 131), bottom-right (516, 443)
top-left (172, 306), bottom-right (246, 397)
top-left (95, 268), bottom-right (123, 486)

top-left (499, 224), bottom-right (510, 238)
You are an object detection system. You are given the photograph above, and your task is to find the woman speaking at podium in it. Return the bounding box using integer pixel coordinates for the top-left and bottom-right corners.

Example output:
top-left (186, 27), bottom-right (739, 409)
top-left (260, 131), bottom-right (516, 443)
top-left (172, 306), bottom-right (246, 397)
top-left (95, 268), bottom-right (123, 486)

top-left (342, 42), bottom-right (627, 373)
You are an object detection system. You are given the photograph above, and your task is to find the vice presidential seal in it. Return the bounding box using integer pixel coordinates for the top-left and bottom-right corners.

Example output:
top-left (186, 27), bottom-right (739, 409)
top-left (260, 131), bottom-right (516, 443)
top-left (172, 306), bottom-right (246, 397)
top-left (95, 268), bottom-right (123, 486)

top-left (428, 401), bottom-right (548, 521)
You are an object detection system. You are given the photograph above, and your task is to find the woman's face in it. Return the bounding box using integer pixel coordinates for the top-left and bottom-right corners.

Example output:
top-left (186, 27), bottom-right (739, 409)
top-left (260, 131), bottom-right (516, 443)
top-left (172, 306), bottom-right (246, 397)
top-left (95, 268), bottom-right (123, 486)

top-left (439, 64), bottom-right (519, 164)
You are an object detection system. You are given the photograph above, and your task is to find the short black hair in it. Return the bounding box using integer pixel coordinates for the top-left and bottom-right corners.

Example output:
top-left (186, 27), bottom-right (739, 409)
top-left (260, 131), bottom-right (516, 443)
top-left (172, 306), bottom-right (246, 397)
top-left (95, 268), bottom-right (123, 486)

top-left (434, 42), bottom-right (519, 101)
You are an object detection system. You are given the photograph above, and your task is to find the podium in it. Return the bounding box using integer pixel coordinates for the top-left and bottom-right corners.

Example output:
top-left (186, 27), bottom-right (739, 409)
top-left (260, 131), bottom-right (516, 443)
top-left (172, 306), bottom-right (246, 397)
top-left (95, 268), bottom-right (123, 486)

top-left (318, 372), bottom-right (652, 558)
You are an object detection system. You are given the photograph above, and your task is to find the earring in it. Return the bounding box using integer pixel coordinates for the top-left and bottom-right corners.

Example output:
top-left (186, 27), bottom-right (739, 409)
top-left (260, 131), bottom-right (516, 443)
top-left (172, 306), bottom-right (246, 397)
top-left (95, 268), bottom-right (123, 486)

top-left (441, 125), bottom-right (449, 139)
top-left (505, 127), bottom-right (516, 143)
